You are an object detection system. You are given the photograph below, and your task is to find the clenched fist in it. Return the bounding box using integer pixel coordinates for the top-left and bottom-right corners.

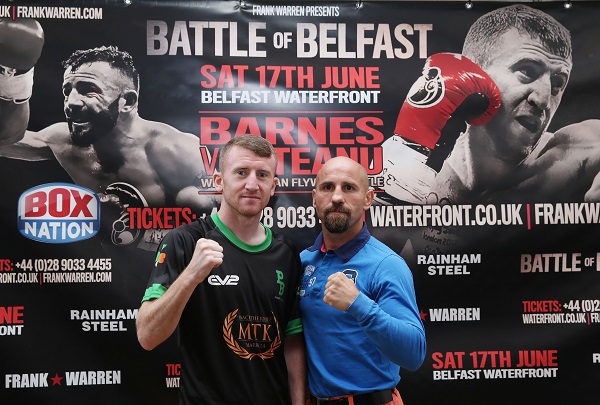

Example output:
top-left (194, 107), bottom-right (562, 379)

top-left (323, 272), bottom-right (360, 311)
top-left (187, 238), bottom-right (224, 284)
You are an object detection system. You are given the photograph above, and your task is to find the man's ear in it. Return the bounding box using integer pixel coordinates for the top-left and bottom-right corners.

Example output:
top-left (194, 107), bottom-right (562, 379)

top-left (270, 177), bottom-right (278, 196)
top-left (364, 188), bottom-right (375, 210)
top-left (213, 171), bottom-right (223, 192)
top-left (121, 90), bottom-right (138, 112)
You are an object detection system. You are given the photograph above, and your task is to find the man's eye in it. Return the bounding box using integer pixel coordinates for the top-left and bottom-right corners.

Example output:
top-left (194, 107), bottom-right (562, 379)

top-left (551, 75), bottom-right (567, 95)
top-left (77, 83), bottom-right (101, 96)
top-left (516, 66), bottom-right (536, 82)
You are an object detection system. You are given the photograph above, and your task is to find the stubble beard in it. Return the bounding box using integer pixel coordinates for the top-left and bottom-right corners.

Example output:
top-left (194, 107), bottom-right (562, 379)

top-left (68, 98), bottom-right (120, 147)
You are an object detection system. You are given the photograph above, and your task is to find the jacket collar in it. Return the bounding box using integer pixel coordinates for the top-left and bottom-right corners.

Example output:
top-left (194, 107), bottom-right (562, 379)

top-left (307, 223), bottom-right (370, 263)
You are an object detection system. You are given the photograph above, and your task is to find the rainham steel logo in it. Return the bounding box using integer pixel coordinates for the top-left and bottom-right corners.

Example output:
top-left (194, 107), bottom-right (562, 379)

top-left (17, 183), bottom-right (100, 243)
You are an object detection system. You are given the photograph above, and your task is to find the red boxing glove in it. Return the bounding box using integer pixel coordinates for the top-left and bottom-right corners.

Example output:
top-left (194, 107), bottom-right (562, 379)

top-left (0, 18), bottom-right (44, 71)
top-left (394, 53), bottom-right (500, 150)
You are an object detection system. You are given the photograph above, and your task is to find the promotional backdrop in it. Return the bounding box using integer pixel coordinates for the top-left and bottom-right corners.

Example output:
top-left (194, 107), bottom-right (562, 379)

top-left (1, 1), bottom-right (599, 403)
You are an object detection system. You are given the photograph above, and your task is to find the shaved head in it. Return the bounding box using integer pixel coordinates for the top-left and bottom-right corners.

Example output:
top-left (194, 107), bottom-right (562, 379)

top-left (317, 157), bottom-right (370, 191)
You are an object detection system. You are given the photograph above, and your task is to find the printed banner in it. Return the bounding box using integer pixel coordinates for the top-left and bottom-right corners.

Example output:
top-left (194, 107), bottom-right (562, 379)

top-left (1, 1), bottom-right (599, 403)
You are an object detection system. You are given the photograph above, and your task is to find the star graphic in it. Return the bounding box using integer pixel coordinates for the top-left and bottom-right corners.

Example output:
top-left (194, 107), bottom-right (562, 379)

top-left (50, 373), bottom-right (63, 386)
top-left (420, 309), bottom-right (428, 321)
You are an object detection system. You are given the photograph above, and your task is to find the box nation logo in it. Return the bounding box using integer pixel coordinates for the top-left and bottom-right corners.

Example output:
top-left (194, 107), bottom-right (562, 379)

top-left (18, 183), bottom-right (100, 243)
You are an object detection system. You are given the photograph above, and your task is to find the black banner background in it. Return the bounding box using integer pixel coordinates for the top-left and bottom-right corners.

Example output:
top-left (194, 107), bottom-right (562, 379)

top-left (1, 1), bottom-right (599, 403)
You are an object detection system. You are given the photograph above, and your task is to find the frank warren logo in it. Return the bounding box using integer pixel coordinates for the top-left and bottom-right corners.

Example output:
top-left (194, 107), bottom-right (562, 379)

top-left (18, 183), bottom-right (101, 243)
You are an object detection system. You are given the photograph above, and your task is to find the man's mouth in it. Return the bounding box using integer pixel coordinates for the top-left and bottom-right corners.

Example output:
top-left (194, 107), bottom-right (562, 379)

top-left (516, 115), bottom-right (542, 134)
top-left (326, 206), bottom-right (350, 216)
top-left (70, 121), bottom-right (91, 128)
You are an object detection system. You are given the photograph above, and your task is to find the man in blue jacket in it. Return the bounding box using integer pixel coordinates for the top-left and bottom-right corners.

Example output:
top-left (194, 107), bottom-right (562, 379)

top-left (299, 156), bottom-right (426, 405)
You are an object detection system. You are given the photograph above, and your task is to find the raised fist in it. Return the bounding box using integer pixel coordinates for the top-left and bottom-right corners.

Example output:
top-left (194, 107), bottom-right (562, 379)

top-left (394, 53), bottom-right (500, 151)
top-left (0, 19), bottom-right (44, 71)
top-left (381, 53), bottom-right (501, 204)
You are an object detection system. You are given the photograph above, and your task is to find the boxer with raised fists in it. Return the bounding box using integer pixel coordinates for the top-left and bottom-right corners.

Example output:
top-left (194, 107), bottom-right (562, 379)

top-left (0, 18), bottom-right (44, 144)
top-left (381, 52), bottom-right (500, 204)
top-left (377, 5), bottom-right (581, 259)
top-left (0, 24), bottom-right (213, 252)
top-left (432, 5), bottom-right (574, 205)
top-left (137, 136), bottom-right (306, 405)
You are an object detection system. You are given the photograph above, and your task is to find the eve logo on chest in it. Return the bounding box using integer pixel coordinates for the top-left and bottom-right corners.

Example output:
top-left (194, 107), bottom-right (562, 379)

top-left (208, 275), bottom-right (240, 286)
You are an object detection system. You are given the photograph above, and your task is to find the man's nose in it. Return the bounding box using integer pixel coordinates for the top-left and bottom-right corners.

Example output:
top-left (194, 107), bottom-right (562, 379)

top-left (331, 186), bottom-right (345, 202)
top-left (527, 75), bottom-right (552, 110)
top-left (245, 173), bottom-right (259, 190)
top-left (65, 90), bottom-right (84, 108)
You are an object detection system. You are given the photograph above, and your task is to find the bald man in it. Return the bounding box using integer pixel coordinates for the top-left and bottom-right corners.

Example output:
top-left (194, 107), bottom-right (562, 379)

top-left (299, 157), bottom-right (426, 405)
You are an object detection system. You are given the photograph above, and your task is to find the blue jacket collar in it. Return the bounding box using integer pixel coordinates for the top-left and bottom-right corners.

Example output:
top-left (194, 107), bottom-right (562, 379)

top-left (307, 223), bottom-right (371, 263)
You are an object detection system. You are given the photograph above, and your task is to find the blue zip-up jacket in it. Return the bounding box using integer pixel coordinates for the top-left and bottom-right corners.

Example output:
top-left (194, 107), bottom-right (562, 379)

top-left (299, 224), bottom-right (426, 398)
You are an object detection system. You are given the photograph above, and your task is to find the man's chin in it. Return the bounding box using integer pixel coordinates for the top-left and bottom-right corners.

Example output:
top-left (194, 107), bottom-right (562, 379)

top-left (324, 216), bottom-right (350, 233)
top-left (238, 204), bottom-right (264, 218)
top-left (494, 126), bottom-right (540, 161)
top-left (70, 128), bottom-right (107, 147)
top-left (70, 132), bottom-right (94, 147)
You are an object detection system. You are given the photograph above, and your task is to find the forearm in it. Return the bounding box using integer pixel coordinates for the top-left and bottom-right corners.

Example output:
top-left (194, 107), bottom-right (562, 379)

top-left (0, 101), bottom-right (28, 145)
top-left (348, 292), bottom-right (426, 371)
top-left (0, 125), bottom-right (55, 161)
top-left (136, 271), bottom-right (199, 350)
top-left (284, 333), bottom-right (307, 405)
